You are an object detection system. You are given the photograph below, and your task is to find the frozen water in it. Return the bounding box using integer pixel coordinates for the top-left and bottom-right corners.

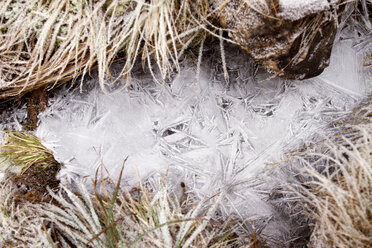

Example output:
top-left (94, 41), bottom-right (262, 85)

top-left (37, 38), bottom-right (369, 187)
top-left (319, 40), bottom-right (371, 96)
top-left (32, 31), bottom-right (371, 242)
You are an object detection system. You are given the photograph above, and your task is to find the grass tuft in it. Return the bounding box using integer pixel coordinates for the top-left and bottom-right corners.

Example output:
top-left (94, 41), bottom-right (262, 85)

top-left (0, 131), bottom-right (56, 175)
top-left (37, 167), bottom-right (242, 247)
top-left (290, 103), bottom-right (372, 247)
top-left (0, 0), bottom-right (220, 98)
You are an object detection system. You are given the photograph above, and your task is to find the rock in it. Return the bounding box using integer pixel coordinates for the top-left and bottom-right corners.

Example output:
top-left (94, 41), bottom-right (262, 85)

top-left (212, 0), bottom-right (340, 79)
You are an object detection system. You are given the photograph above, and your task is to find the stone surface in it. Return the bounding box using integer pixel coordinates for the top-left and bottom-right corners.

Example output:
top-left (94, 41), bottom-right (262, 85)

top-left (212, 0), bottom-right (340, 79)
top-left (278, 0), bottom-right (339, 20)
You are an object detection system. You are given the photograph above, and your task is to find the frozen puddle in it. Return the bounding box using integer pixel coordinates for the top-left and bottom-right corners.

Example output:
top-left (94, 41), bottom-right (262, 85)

top-left (35, 37), bottom-right (370, 239)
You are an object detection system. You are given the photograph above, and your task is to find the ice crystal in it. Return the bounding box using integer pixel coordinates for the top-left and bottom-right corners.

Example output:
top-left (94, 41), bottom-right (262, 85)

top-left (33, 31), bottom-right (371, 241)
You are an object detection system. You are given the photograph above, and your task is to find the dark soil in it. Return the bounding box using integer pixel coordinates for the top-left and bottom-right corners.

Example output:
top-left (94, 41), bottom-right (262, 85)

top-left (24, 87), bottom-right (49, 131)
top-left (10, 161), bottom-right (61, 204)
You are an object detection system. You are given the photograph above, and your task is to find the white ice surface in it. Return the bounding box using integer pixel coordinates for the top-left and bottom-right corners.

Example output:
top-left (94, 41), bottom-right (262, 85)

top-left (0, 30), bottom-right (367, 242)
top-left (319, 39), bottom-right (371, 96)
top-left (32, 36), bottom-right (371, 240)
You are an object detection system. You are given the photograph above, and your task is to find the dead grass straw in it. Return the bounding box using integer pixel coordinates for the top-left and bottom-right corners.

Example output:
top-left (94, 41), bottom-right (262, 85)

top-left (0, 181), bottom-right (52, 247)
top-left (290, 103), bottom-right (372, 247)
top-left (0, 0), bottom-right (216, 99)
top-left (38, 170), bottom-right (243, 247)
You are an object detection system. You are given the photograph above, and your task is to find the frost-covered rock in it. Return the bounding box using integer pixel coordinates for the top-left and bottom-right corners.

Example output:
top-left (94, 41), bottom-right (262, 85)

top-left (278, 0), bottom-right (339, 20)
top-left (213, 0), bottom-right (342, 79)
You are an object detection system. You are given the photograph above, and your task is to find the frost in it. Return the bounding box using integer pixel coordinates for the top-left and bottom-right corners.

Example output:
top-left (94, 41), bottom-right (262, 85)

top-left (33, 31), bottom-right (370, 240)
top-left (0, 103), bottom-right (26, 132)
top-left (319, 39), bottom-right (371, 96)
top-left (278, 0), bottom-right (338, 21)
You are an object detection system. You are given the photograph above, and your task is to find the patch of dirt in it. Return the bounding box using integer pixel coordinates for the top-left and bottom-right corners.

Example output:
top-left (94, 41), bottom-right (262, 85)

top-left (24, 88), bottom-right (49, 131)
top-left (10, 161), bottom-right (61, 204)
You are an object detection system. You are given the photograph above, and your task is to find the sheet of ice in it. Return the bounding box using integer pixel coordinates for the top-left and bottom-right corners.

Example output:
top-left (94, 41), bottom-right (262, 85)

top-left (34, 32), bottom-right (370, 243)
top-left (319, 39), bottom-right (371, 96)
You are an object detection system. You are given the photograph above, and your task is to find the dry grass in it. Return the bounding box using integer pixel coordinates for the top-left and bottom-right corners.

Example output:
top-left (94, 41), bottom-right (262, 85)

top-left (0, 163), bottom-right (247, 247)
top-left (290, 104), bottom-right (372, 247)
top-left (37, 170), bottom-right (243, 248)
top-left (0, 0), bottom-right (366, 99)
top-left (0, 182), bottom-right (52, 247)
top-left (0, 0), bottom-right (220, 99)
